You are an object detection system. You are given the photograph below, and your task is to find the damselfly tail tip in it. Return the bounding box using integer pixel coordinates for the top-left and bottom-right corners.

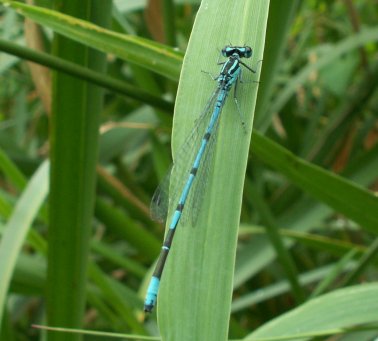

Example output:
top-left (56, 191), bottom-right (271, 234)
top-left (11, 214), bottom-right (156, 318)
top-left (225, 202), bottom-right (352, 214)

top-left (143, 304), bottom-right (154, 314)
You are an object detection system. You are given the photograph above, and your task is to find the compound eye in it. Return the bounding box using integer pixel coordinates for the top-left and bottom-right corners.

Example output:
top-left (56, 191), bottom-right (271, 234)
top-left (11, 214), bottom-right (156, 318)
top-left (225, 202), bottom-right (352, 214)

top-left (244, 46), bottom-right (252, 58)
top-left (222, 46), bottom-right (234, 57)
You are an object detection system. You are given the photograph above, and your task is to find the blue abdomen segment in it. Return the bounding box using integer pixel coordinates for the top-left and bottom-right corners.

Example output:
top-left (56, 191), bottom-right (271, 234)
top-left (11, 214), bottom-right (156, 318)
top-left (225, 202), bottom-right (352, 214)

top-left (143, 226), bottom-right (176, 312)
top-left (144, 276), bottom-right (160, 312)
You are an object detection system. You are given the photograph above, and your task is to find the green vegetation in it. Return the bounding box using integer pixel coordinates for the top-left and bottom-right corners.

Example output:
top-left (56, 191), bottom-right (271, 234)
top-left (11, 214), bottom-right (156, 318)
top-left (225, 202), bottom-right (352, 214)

top-left (0, 1), bottom-right (377, 340)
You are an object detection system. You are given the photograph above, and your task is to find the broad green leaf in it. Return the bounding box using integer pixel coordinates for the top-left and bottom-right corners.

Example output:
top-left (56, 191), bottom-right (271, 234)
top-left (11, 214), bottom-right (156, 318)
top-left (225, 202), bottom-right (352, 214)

top-left (156, 1), bottom-right (270, 341)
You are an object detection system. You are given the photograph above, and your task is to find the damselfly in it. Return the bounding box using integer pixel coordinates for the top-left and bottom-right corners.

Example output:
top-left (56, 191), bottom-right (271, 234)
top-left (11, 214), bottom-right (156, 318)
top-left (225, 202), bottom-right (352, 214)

top-left (144, 45), bottom-right (257, 313)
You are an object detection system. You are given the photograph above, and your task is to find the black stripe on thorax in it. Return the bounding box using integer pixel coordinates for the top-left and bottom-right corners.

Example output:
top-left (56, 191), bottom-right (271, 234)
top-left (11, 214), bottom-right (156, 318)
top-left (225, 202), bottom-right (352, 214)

top-left (223, 58), bottom-right (239, 76)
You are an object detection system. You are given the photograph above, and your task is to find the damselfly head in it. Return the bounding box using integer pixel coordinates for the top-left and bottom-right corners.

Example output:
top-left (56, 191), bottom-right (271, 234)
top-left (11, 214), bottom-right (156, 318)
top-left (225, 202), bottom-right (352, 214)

top-left (222, 45), bottom-right (253, 59)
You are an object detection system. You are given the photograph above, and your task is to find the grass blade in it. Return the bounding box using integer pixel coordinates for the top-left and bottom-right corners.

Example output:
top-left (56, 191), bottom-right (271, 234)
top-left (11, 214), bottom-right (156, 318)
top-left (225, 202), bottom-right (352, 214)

top-left (252, 131), bottom-right (378, 233)
top-left (46, 2), bottom-right (111, 340)
top-left (0, 161), bottom-right (49, 330)
top-left (1, 0), bottom-right (182, 80)
top-left (0, 38), bottom-right (173, 112)
top-left (244, 284), bottom-right (378, 341)
top-left (157, 1), bottom-right (270, 340)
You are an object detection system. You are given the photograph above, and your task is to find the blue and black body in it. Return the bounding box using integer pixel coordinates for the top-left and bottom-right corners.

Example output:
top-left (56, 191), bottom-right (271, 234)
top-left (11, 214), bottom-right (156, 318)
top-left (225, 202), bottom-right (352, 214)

top-left (144, 45), bottom-right (256, 313)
